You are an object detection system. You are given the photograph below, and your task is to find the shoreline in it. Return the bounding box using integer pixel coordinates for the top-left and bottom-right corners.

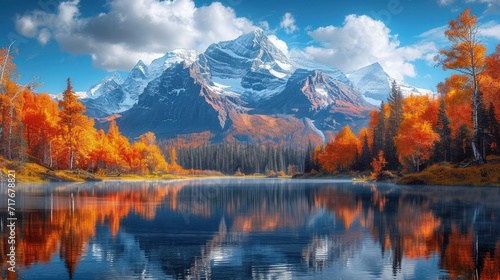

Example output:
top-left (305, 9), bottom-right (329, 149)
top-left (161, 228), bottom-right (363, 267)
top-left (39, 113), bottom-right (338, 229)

top-left (6, 156), bottom-right (499, 187)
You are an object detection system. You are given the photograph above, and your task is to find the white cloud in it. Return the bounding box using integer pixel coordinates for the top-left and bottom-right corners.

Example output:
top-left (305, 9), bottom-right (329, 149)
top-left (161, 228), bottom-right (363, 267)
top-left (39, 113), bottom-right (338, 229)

top-left (438, 0), bottom-right (455, 5)
top-left (480, 21), bottom-right (500, 39)
top-left (299, 14), bottom-right (437, 80)
top-left (259, 21), bottom-right (270, 31)
top-left (280, 12), bottom-right (298, 34)
top-left (477, 0), bottom-right (500, 13)
top-left (417, 25), bottom-right (448, 41)
top-left (438, 0), bottom-right (500, 13)
top-left (15, 0), bottom-right (255, 70)
top-left (268, 35), bottom-right (289, 57)
top-left (418, 20), bottom-right (500, 44)
top-left (38, 28), bottom-right (51, 45)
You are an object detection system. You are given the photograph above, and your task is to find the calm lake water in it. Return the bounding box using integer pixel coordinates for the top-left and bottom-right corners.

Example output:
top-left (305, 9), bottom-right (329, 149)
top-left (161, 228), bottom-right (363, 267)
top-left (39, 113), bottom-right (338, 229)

top-left (1, 179), bottom-right (500, 279)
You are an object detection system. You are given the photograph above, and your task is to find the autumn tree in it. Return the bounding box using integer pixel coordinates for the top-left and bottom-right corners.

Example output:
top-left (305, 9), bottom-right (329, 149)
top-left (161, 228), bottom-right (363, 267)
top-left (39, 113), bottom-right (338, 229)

top-left (395, 95), bottom-right (440, 172)
top-left (106, 120), bottom-right (131, 173)
top-left (318, 125), bottom-right (358, 172)
top-left (58, 78), bottom-right (94, 170)
top-left (22, 92), bottom-right (60, 167)
top-left (371, 150), bottom-right (388, 180)
top-left (132, 132), bottom-right (168, 174)
top-left (483, 44), bottom-right (500, 120)
top-left (88, 129), bottom-right (112, 171)
top-left (437, 8), bottom-right (487, 164)
top-left (169, 147), bottom-right (182, 173)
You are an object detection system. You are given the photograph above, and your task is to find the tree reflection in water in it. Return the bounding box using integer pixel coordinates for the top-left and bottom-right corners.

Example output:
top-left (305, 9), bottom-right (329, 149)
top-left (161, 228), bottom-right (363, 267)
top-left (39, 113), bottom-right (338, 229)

top-left (0, 179), bottom-right (499, 279)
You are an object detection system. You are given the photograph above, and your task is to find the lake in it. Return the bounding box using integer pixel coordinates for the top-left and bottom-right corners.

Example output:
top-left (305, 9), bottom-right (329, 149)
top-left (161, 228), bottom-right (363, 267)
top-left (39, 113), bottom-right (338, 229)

top-left (1, 178), bottom-right (499, 279)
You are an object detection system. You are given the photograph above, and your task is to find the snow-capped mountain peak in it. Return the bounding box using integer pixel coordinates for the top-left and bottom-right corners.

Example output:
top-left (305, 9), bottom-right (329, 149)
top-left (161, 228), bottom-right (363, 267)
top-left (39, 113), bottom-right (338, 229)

top-left (347, 62), bottom-right (433, 105)
top-left (148, 49), bottom-right (199, 79)
top-left (290, 57), bottom-right (351, 85)
top-left (85, 72), bottom-right (125, 100)
top-left (128, 60), bottom-right (149, 80)
top-left (203, 29), bottom-right (295, 101)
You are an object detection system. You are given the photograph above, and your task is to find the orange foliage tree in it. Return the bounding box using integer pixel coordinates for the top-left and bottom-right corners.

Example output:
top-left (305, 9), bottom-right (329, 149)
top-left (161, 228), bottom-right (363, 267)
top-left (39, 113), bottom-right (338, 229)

top-left (395, 95), bottom-right (440, 172)
top-left (57, 78), bottom-right (95, 170)
top-left (318, 125), bottom-right (358, 172)
top-left (169, 147), bottom-right (183, 173)
top-left (22, 92), bottom-right (60, 167)
top-left (106, 120), bottom-right (131, 173)
top-left (88, 129), bottom-right (113, 172)
top-left (483, 44), bottom-right (500, 129)
top-left (1, 46), bottom-right (172, 176)
top-left (131, 132), bottom-right (169, 174)
top-left (371, 150), bottom-right (388, 180)
top-left (437, 8), bottom-right (487, 164)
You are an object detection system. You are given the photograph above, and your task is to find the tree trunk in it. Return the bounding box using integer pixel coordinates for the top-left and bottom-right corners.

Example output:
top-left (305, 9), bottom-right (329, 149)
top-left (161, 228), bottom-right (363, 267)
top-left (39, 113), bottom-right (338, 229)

top-left (472, 88), bottom-right (485, 164)
top-left (49, 141), bottom-right (53, 168)
top-left (69, 149), bottom-right (74, 170)
top-left (8, 102), bottom-right (13, 160)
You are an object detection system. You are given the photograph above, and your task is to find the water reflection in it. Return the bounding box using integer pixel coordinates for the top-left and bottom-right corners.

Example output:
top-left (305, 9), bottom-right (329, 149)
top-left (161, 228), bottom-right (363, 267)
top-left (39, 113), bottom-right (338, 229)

top-left (0, 179), bottom-right (499, 279)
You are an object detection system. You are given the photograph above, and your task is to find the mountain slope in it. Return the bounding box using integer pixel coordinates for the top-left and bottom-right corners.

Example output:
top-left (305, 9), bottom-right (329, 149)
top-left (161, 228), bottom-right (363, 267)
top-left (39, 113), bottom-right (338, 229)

top-left (116, 61), bottom-right (236, 138)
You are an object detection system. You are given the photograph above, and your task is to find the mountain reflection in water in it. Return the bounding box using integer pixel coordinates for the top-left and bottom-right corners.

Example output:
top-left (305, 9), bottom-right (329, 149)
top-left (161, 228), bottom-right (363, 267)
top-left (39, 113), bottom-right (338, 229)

top-left (1, 179), bottom-right (499, 279)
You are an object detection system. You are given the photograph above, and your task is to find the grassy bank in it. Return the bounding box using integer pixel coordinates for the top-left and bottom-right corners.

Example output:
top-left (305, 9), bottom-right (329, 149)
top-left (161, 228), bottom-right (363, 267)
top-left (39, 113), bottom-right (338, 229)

top-left (0, 157), bottom-right (185, 183)
top-left (399, 160), bottom-right (500, 186)
top-left (294, 159), bottom-right (499, 187)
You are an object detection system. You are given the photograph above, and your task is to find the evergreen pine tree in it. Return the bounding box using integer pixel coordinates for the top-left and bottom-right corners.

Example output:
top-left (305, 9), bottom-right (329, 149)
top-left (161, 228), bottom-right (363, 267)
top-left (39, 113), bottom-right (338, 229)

top-left (373, 102), bottom-right (386, 157)
top-left (453, 124), bottom-right (473, 162)
top-left (304, 141), bottom-right (314, 173)
top-left (386, 81), bottom-right (403, 169)
top-left (359, 132), bottom-right (372, 170)
top-left (434, 99), bottom-right (452, 162)
top-left (487, 102), bottom-right (499, 155)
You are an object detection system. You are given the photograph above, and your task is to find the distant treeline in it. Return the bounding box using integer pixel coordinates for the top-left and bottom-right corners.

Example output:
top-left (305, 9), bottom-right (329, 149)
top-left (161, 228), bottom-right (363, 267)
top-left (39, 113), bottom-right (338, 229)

top-left (163, 143), bottom-right (308, 175)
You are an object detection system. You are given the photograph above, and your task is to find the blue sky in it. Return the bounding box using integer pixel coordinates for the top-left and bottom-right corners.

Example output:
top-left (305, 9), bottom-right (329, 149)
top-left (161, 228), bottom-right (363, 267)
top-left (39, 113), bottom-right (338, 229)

top-left (1, 0), bottom-right (499, 94)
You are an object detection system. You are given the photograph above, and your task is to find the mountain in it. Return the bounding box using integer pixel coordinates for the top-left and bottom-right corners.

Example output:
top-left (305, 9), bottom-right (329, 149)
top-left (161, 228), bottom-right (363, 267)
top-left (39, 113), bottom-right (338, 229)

top-left (92, 29), bottom-right (374, 146)
top-left (81, 50), bottom-right (201, 118)
top-left (289, 57), bottom-right (351, 85)
top-left (204, 28), bottom-right (293, 102)
top-left (347, 62), bottom-right (433, 106)
top-left (116, 61), bottom-right (236, 138)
